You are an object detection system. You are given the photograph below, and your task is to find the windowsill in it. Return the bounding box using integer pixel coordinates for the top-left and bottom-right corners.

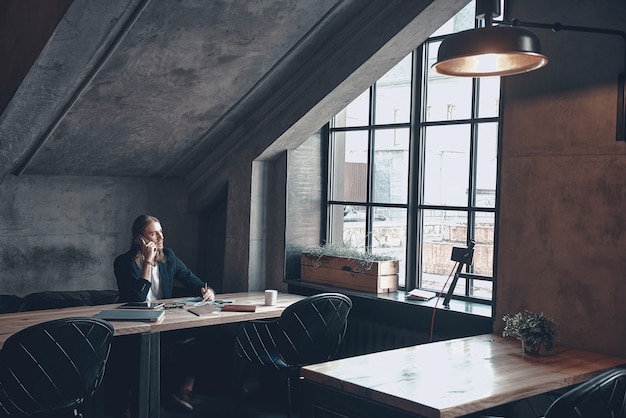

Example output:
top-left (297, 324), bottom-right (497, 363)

top-left (285, 279), bottom-right (492, 319)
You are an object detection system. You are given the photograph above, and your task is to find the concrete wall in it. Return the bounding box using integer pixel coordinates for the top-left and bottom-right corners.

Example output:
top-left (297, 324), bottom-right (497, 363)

top-left (495, 0), bottom-right (626, 356)
top-left (0, 174), bottom-right (198, 296)
top-left (284, 132), bottom-right (325, 281)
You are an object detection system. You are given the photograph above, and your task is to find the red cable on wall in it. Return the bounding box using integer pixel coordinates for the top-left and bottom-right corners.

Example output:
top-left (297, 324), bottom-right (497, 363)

top-left (429, 262), bottom-right (458, 342)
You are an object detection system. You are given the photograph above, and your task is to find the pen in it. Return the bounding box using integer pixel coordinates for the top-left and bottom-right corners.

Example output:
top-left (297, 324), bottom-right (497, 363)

top-left (203, 283), bottom-right (211, 302)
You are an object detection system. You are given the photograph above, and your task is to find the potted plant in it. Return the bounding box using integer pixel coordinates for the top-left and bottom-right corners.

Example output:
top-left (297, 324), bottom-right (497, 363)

top-left (301, 242), bottom-right (399, 293)
top-left (502, 310), bottom-right (558, 355)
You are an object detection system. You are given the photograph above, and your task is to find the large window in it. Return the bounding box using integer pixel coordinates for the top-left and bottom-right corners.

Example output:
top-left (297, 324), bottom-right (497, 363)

top-left (326, 1), bottom-right (499, 304)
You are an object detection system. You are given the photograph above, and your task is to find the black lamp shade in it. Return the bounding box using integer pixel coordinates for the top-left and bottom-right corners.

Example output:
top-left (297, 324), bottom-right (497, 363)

top-left (432, 26), bottom-right (549, 77)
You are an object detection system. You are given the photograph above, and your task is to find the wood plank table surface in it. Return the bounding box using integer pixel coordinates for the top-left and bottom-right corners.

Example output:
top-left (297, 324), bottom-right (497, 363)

top-left (151, 291), bottom-right (304, 332)
top-left (300, 333), bottom-right (626, 418)
top-left (0, 291), bottom-right (304, 418)
top-left (0, 304), bottom-right (151, 348)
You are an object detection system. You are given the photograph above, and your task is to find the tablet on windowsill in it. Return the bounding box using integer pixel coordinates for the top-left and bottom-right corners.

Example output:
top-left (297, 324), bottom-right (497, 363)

top-left (118, 302), bottom-right (165, 309)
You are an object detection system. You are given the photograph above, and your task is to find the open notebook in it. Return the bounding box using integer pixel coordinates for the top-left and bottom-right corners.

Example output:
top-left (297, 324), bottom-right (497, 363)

top-left (95, 309), bottom-right (165, 322)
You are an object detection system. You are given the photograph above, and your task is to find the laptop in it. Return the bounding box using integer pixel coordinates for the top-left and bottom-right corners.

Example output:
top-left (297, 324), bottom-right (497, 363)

top-left (95, 309), bottom-right (165, 322)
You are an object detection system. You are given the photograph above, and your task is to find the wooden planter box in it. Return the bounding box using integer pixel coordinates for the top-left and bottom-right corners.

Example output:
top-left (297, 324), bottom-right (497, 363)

top-left (301, 253), bottom-right (399, 293)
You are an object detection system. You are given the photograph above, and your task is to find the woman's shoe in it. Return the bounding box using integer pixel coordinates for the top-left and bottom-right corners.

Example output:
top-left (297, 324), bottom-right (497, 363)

top-left (171, 390), bottom-right (194, 412)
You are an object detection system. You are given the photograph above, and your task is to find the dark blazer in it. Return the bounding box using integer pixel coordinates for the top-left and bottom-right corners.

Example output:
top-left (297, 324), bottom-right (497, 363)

top-left (114, 247), bottom-right (205, 303)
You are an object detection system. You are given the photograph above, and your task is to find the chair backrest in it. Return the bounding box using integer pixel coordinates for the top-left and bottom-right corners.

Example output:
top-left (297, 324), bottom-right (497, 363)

top-left (543, 368), bottom-right (626, 418)
top-left (0, 317), bottom-right (114, 416)
top-left (275, 293), bottom-right (352, 367)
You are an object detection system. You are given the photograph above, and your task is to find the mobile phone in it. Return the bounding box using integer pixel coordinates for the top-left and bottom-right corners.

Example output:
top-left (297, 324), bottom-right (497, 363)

top-left (119, 302), bottom-right (165, 309)
top-left (134, 235), bottom-right (147, 246)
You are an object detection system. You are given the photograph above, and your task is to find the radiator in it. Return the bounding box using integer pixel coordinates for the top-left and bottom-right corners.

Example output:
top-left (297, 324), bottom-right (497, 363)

top-left (338, 317), bottom-right (430, 358)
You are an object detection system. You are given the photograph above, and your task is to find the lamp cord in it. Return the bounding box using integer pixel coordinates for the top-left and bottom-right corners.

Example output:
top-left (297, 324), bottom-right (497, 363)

top-left (429, 262), bottom-right (459, 342)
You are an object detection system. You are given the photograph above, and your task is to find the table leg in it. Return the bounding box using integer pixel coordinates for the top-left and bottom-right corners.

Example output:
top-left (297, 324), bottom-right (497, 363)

top-left (138, 332), bottom-right (161, 418)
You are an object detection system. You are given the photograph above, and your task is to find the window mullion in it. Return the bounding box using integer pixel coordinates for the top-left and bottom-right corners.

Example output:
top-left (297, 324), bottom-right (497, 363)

top-left (406, 47), bottom-right (423, 291)
top-left (365, 85), bottom-right (376, 251)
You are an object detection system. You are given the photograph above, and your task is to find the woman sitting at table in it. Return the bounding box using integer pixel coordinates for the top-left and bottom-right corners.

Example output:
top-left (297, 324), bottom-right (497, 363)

top-left (112, 214), bottom-right (215, 415)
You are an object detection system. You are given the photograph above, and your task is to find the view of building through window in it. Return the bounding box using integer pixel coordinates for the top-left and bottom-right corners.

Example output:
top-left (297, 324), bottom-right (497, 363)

top-left (326, 1), bottom-right (499, 303)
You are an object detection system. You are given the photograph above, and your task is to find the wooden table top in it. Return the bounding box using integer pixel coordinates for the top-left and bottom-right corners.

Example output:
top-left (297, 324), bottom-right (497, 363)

top-left (0, 291), bottom-right (304, 348)
top-left (151, 292), bottom-right (304, 332)
top-left (301, 334), bottom-right (626, 418)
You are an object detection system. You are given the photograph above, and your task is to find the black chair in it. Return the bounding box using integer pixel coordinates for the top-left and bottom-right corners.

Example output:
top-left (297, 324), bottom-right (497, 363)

top-left (234, 292), bottom-right (352, 417)
top-left (0, 317), bottom-right (114, 417)
top-left (542, 367), bottom-right (626, 418)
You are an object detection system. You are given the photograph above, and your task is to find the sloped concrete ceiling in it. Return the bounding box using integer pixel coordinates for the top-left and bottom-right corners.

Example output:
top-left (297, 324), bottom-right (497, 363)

top-left (36, 0), bottom-right (337, 177)
top-left (0, 0), bottom-right (468, 197)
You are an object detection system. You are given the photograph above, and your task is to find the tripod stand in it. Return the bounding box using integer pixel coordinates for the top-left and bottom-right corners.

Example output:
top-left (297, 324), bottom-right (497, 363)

top-left (442, 240), bottom-right (475, 308)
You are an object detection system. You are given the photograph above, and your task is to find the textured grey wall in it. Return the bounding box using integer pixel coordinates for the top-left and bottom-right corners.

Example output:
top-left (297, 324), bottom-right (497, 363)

top-left (496, 0), bottom-right (626, 356)
top-left (0, 174), bottom-right (197, 297)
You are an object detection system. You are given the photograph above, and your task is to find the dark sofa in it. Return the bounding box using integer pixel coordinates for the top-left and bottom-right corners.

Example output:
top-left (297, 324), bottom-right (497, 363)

top-left (0, 289), bottom-right (119, 313)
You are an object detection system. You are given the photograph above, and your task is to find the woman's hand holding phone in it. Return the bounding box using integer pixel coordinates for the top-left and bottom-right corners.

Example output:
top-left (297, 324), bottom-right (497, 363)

top-left (137, 235), bottom-right (157, 266)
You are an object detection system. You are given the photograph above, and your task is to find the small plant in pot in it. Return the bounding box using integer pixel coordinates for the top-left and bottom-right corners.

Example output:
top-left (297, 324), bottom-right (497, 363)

top-left (502, 310), bottom-right (558, 355)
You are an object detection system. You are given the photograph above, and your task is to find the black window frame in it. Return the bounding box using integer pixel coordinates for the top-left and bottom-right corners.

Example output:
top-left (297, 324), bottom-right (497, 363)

top-left (324, 4), bottom-right (500, 306)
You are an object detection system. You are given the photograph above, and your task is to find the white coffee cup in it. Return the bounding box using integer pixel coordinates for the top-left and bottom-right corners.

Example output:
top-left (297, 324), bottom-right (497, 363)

top-left (265, 289), bottom-right (278, 306)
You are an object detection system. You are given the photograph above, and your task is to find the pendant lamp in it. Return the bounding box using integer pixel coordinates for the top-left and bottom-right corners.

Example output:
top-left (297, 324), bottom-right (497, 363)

top-left (432, 0), bottom-right (626, 141)
top-left (432, 25), bottom-right (548, 77)
top-left (432, 0), bottom-right (548, 77)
